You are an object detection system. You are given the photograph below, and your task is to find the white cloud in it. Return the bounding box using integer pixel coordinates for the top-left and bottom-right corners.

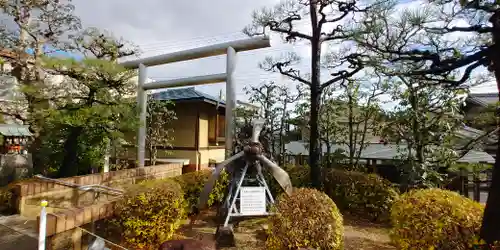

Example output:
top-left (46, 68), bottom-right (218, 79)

top-left (69, 0), bottom-right (496, 106)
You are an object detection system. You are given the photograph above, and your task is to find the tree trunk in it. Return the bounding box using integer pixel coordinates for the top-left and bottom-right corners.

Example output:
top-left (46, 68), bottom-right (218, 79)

top-left (354, 109), bottom-right (371, 167)
top-left (326, 142), bottom-right (332, 168)
top-left (309, 86), bottom-right (322, 188)
top-left (149, 144), bottom-right (153, 165)
top-left (59, 127), bottom-right (84, 178)
top-left (348, 93), bottom-right (355, 166)
top-left (479, 10), bottom-right (500, 244)
top-left (480, 121), bottom-right (500, 243)
top-left (308, 1), bottom-right (322, 189)
top-left (279, 102), bottom-right (287, 166)
top-left (152, 146), bottom-right (157, 166)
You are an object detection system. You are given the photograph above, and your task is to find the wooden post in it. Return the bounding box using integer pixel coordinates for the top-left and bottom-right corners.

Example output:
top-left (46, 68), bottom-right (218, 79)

top-left (215, 90), bottom-right (222, 146)
top-left (464, 171), bottom-right (470, 198)
top-left (459, 168), bottom-right (465, 195)
top-left (473, 165), bottom-right (480, 202)
top-left (474, 175), bottom-right (481, 202)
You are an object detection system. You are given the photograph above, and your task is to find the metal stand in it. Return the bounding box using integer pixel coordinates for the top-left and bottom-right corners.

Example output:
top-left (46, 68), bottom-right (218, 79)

top-left (221, 161), bottom-right (275, 228)
top-left (215, 145), bottom-right (277, 248)
top-left (214, 129), bottom-right (277, 247)
top-left (198, 119), bottom-right (293, 248)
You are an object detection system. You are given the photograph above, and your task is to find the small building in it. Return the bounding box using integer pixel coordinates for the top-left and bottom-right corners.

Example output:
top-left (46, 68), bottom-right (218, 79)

top-left (462, 93), bottom-right (498, 156)
top-left (120, 87), bottom-right (227, 173)
top-left (0, 124), bottom-right (33, 185)
top-left (0, 124), bottom-right (32, 154)
top-left (151, 87), bottom-right (226, 172)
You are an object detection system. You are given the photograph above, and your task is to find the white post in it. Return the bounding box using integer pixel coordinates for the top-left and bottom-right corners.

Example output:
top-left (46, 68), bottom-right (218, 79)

top-left (38, 200), bottom-right (48, 250)
top-left (225, 47), bottom-right (236, 158)
top-left (137, 63), bottom-right (148, 167)
top-left (103, 139), bottom-right (110, 173)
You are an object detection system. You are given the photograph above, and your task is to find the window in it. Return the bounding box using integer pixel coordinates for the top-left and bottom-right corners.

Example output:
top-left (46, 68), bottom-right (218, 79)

top-left (208, 115), bottom-right (216, 141)
top-left (218, 115), bottom-right (225, 137)
top-left (208, 112), bottom-right (225, 145)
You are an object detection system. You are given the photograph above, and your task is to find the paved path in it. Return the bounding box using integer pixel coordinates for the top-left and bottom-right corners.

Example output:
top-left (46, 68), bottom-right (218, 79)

top-left (0, 215), bottom-right (38, 250)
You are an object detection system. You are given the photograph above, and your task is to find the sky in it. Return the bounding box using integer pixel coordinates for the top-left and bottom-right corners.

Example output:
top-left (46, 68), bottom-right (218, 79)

top-left (67, 0), bottom-right (497, 104)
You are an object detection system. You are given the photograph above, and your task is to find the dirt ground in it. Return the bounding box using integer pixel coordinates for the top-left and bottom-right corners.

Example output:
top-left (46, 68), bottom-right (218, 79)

top-left (177, 210), bottom-right (395, 250)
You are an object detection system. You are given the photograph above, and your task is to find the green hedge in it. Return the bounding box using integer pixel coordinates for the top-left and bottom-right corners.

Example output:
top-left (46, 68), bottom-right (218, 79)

top-left (172, 169), bottom-right (229, 210)
top-left (270, 165), bottom-right (399, 222)
top-left (267, 164), bottom-right (311, 196)
top-left (322, 168), bottom-right (399, 222)
top-left (266, 188), bottom-right (344, 250)
top-left (390, 188), bottom-right (484, 250)
top-left (114, 179), bottom-right (186, 249)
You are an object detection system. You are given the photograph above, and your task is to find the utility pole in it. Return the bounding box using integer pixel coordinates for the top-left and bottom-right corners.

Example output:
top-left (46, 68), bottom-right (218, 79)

top-left (215, 89), bottom-right (223, 146)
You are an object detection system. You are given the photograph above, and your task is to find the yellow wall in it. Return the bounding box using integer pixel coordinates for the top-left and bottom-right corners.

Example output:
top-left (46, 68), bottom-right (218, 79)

top-left (199, 148), bottom-right (225, 166)
top-left (119, 101), bottom-right (228, 168)
top-left (199, 111), bottom-right (209, 148)
top-left (120, 103), bottom-right (197, 147)
top-left (156, 149), bottom-right (197, 164)
top-left (170, 103), bottom-right (197, 148)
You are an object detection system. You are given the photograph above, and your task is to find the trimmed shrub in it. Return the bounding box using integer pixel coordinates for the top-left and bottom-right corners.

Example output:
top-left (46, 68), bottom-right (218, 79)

top-left (390, 188), bottom-right (484, 250)
top-left (267, 165), bottom-right (311, 196)
top-left (266, 165), bottom-right (398, 222)
top-left (266, 188), bottom-right (344, 250)
top-left (114, 179), bottom-right (186, 249)
top-left (322, 168), bottom-right (399, 222)
top-left (172, 169), bottom-right (229, 209)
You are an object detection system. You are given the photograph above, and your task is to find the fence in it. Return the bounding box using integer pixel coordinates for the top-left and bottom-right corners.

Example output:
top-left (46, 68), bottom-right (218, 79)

top-left (8, 163), bottom-right (183, 250)
top-left (456, 169), bottom-right (492, 203)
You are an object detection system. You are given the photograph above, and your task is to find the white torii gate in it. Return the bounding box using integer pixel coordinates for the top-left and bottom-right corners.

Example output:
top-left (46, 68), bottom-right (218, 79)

top-left (119, 36), bottom-right (271, 167)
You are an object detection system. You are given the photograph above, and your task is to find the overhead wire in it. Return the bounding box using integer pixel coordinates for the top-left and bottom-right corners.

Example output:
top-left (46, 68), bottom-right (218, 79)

top-left (128, 22), bottom-right (404, 96)
top-left (136, 21), bottom-right (313, 51)
top-left (136, 30), bottom-right (244, 47)
top-left (138, 39), bottom-right (310, 57)
top-left (142, 44), bottom-right (312, 83)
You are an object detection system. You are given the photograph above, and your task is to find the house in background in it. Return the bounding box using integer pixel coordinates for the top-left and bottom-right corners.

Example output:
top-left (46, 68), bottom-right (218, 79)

top-left (121, 87), bottom-right (227, 173)
top-left (462, 93), bottom-right (498, 156)
top-left (463, 93), bottom-right (497, 118)
top-left (285, 92), bottom-right (499, 165)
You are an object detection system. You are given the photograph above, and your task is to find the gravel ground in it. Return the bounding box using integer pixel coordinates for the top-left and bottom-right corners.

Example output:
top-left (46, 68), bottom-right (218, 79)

top-left (177, 210), bottom-right (395, 250)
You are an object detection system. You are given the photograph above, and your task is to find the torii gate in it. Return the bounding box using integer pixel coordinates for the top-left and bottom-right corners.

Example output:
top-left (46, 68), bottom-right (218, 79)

top-left (119, 36), bottom-right (271, 167)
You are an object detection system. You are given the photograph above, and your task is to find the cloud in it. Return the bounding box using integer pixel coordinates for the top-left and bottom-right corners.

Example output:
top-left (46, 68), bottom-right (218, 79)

top-left (72, 0), bottom-right (290, 101)
top-left (70, 0), bottom-right (496, 105)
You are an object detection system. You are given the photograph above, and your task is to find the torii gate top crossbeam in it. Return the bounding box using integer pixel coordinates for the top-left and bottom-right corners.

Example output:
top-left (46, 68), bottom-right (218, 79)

top-left (129, 36), bottom-right (271, 168)
top-left (119, 36), bottom-right (270, 69)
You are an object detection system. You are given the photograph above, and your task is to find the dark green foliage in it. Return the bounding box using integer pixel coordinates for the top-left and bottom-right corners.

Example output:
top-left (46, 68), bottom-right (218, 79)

top-left (36, 55), bottom-right (138, 177)
top-left (0, 187), bottom-right (14, 214)
top-left (266, 188), bottom-right (344, 250)
top-left (266, 164), bottom-right (311, 197)
top-left (146, 98), bottom-right (176, 166)
top-left (322, 168), bottom-right (399, 222)
top-left (24, 28), bottom-right (139, 178)
top-left (273, 165), bottom-right (399, 222)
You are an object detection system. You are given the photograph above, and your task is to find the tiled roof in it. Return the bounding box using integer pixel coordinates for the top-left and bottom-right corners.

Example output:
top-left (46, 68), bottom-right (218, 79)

top-left (467, 93), bottom-right (498, 107)
top-left (151, 87), bottom-right (225, 106)
top-left (0, 124), bottom-right (32, 137)
top-left (285, 141), bottom-right (495, 163)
